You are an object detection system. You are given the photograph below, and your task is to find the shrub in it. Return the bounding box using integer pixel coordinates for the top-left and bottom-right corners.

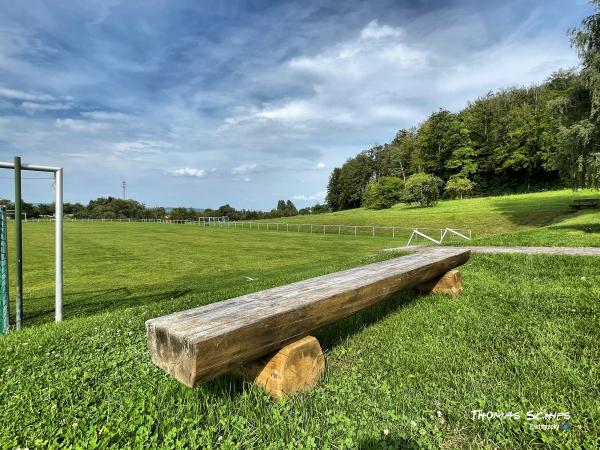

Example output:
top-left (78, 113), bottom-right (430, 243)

top-left (403, 173), bottom-right (443, 207)
top-left (445, 177), bottom-right (475, 199)
top-left (363, 176), bottom-right (405, 209)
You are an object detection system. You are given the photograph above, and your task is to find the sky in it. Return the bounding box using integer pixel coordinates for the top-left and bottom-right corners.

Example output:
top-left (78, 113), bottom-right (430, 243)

top-left (0, 0), bottom-right (594, 210)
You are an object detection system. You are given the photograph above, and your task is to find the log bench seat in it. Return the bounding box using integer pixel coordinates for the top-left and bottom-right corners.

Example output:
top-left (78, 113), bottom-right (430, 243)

top-left (146, 248), bottom-right (470, 398)
top-left (569, 198), bottom-right (598, 209)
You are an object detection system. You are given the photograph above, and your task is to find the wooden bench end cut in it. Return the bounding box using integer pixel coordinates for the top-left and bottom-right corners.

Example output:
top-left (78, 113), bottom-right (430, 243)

top-left (233, 336), bottom-right (325, 400)
top-left (417, 269), bottom-right (463, 296)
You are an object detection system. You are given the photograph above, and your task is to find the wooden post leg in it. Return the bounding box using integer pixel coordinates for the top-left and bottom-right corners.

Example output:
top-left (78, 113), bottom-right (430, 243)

top-left (416, 269), bottom-right (463, 296)
top-left (233, 336), bottom-right (325, 400)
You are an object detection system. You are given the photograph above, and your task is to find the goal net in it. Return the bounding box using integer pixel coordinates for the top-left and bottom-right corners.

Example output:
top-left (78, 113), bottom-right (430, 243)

top-left (198, 216), bottom-right (229, 226)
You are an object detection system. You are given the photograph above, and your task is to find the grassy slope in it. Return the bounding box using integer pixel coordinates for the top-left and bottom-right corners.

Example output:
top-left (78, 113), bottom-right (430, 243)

top-left (0, 223), bottom-right (598, 448)
top-left (267, 189), bottom-right (600, 246)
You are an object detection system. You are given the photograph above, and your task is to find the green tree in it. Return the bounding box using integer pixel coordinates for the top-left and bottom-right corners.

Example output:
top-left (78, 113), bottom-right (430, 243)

top-left (404, 173), bottom-right (443, 207)
top-left (415, 109), bottom-right (457, 177)
top-left (169, 207), bottom-right (198, 221)
top-left (363, 177), bottom-right (404, 209)
top-left (285, 200), bottom-right (297, 215)
top-left (216, 204), bottom-right (237, 220)
top-left (445, 126), bottom-right (478, 179)
top-left (334, 152), bottom-right (375, 210)
top-left (311, 203), bottom-right (330, 214)
top-left (445, 177), bottom-right (475, 199)
top-left (326, 168), bottom-right (342, 211)
top-left (555, 2), bottom-right (600, 189)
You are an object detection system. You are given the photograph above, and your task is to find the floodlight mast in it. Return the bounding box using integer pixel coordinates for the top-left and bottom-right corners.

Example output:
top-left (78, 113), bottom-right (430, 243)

top-left (0, 158), bottom-right (63, 326)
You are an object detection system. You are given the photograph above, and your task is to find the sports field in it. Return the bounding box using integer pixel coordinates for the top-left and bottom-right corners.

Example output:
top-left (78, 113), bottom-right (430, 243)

top-left (0, 195), bottom-right (599, 448)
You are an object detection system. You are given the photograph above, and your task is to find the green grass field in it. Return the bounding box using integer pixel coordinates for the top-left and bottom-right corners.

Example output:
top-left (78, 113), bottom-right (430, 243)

top-left (0, 190), bottom-right (599, 448)
top-left (265, 190), bottom-right (600, 247)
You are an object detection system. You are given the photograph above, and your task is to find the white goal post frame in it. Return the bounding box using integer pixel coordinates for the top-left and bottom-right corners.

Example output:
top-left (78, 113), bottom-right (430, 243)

top-left (0, 160), bottom-right (63, 323)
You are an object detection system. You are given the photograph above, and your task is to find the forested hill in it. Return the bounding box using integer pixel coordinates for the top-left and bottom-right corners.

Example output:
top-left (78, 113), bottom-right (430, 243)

top-left (326, 69), bottom-right (593, 210)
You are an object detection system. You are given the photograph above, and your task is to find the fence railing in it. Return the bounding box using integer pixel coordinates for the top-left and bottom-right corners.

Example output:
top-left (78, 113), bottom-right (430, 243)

top-left (24, 217), bottom-right (472, 246)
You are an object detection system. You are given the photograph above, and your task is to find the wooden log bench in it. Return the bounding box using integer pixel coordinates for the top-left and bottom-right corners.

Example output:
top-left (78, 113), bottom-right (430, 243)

top-left (146, 248), bottom-right (470, 399)
top-left (569, 198), bottom-right (598, 210)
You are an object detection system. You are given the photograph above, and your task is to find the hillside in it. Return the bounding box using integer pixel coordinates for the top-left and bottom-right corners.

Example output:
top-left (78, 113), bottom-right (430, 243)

top-left (267, 190), bottom-right (600, 245)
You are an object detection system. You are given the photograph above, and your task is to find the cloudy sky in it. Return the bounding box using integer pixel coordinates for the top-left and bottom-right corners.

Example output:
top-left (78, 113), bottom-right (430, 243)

top-left (0, 0), bottom-right (593, 209)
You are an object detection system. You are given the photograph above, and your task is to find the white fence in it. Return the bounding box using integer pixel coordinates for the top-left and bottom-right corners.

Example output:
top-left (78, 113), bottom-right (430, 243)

top-left (26, 217), bottom-right (472, 246)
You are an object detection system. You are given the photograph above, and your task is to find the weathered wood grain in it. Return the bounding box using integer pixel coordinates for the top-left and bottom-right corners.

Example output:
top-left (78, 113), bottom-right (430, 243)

top-left (232, 335), bottom-right (324, 400)
top-left (146, 248), bottom-right (470, 387)
top-left (416, 269), bottom-right (463, 296)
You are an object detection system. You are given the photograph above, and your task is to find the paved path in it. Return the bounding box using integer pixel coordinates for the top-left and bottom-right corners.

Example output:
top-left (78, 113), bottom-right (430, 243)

top-left (381, 246), bottom-right (600, 257)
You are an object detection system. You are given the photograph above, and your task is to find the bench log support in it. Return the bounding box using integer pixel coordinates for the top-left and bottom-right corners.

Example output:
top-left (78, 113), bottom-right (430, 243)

top-left (416, 269), bottom-right (463, 296)
top-left (233, 336), bottom-right (325, 400)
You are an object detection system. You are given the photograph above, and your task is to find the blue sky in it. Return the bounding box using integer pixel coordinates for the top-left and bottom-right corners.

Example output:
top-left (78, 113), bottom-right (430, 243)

top-left (0, 0), bottom-right (593, 209)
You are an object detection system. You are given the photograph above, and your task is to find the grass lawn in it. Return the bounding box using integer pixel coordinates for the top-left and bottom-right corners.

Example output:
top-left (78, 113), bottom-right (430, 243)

top-left (0, 222), bottom-right (598, 448)
top-left (471, 211), bottom-right (600, 247)
top-left (6, 222), bottom-right (400, 326)
top-left (262, 189), bottom-right (600, 247)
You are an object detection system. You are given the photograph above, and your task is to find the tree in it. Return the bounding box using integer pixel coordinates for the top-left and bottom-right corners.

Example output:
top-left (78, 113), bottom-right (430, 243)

top-left (216, 204), bottom-right (237, 219)
top-left (445, 177), bottom-right (475, 199)
top-left (335, 152), bottom-right (375, 210)
top-left (404, 173), bottom-right (443, 207)
top-left (363, 177), bottom-right (404, 209)
top-left (558, 2), bottom-right (600, 189)
top-left (445, 125), bottom-right (478, 179)
top-left (326, 168), bottom-right (342, 211)
top-left (285, 200), bottom-right (297, 215)
top-left (311, 203), bottom-right (330, 214)
top-left (415, 109), bottom-right (457, 178)
top-left (86, 197), bottom-right (148, 219)
top-left (169, 207), bottom-right (198, 221)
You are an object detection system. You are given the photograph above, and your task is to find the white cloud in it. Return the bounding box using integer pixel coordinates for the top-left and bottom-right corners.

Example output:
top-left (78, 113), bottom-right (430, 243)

top-left (292, 191), bottom-right (326, 201)
top-left (224, 13), bottom-right (578, 139)
top-left (22, 101), bottom-right (72, 111)
top-left (231, 163), bottom-right (259, 175)
top-left (360, 19), bottom-right (404, 40)
top-left (0, 87), bottom-right (55, 101)
top-left (227, 19), bottom-right (430, 127)
top-left (55, 118), bottom-right (106, 132)
top-left (113, 140), bottom-right (173, 154)
top-left (315, 162), bottom-right (326, 170)
top-left (171, 167), bottom-right (205, 178)
top-left (81, 111), bottom-right (134, 121)
top-left (255, 101), bottom-right (313, 121)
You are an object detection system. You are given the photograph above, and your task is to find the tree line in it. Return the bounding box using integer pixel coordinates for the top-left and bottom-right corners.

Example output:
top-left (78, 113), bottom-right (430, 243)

top-left (0, 197), bottom-right (329, 220)
top-left (327, 3), bottom-right (600, 210)
top-left (169, 199), bottom-right (329, 221)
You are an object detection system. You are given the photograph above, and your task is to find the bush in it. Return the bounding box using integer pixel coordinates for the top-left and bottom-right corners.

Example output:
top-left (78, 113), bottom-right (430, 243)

top-left (445, 177), bottom-right (475, 199)
top-left (363, 176), bottom-right (405, 209)
top-left (403, 173), bottom-right (443, 207)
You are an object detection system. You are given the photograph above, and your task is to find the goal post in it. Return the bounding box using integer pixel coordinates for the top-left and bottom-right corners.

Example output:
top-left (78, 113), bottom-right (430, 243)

top-left (0, 156), bottom-right (63, 329)
top-left (198, 216), bottom-right (229, 226)
top-left (0, 206), bottom-right (8, 334)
